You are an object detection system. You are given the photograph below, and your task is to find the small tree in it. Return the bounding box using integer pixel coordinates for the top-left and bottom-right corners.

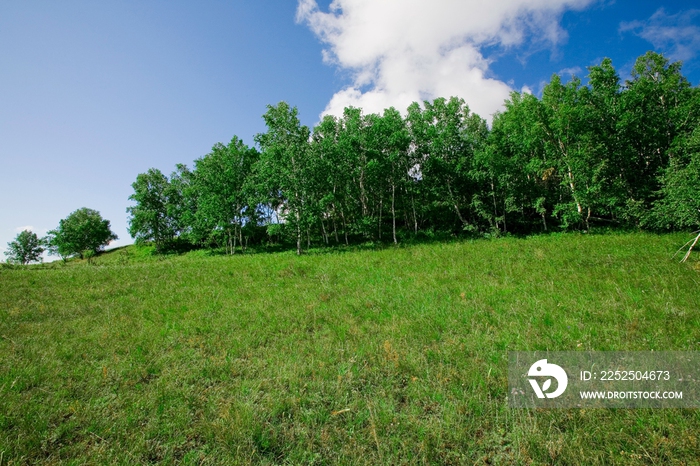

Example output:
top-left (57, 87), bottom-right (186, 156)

top-left (47, 208), bottom-right (118, 260)
top-left (5, 230), bottom-right (45, 264)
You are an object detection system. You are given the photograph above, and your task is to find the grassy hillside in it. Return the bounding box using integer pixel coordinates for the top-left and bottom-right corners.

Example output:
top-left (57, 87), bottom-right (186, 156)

top-left (1, 232), bottom-right (699, 464)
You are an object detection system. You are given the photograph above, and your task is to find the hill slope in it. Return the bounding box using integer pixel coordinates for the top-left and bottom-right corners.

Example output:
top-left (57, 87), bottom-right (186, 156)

top-left (1, 232), bottom-right (699, 464)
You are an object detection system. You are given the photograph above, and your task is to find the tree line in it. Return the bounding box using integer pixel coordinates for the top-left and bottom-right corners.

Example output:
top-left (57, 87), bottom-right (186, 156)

top-left (125, 51), bottom-right (699, 255)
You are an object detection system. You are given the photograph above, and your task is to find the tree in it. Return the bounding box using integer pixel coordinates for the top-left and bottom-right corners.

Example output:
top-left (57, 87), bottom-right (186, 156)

top-left (538, 74), bottom-right (598, 229)
top-left (335, 106), bottom-right (374, 239)
top-left (118, 51), bottom-right (700, 253)
top-left (47, 208), bottom-right (118, 259)
top-left (127, 168), bottom-right (183, 251)
top-left (651, 126), bottom-right (700, 230)
top-left (409, 97), bottom-right (489, 232)
top-left (650, 126), bottom-right (700, 262)
top-left (5, 230), bottom-right (45, 264)
top-left (190, 137), bottom-right (259, 253)
top-left (577, 58), bottom-right (631, 225)
top-left (488, 91), bottom-right (555, 233)
top-left (371, 107), bottom-right (411, 243)
top-left (254, 102), bottom-right (313, 255)
top-left (618, 52), bottom-right (696, 223)
top-left (310, 114), bottom-right (347, 244)
top-left (168, 164), bottom-right (196, 244)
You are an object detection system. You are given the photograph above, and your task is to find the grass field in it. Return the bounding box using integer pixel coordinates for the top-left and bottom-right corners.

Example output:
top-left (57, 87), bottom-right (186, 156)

top-left (1, 232), bottom-right (699, 464)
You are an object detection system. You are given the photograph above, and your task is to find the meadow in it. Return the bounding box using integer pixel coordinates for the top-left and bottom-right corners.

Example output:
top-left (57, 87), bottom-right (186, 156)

top-left (1, 232), bottom-right (699, 464)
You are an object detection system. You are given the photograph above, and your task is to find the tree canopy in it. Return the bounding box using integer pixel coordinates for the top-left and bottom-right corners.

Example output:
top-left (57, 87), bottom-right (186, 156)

top-left (126, 168), bottom-right (183, 251)
top-left (47, 208), bottom-right (118, 260)
top-left (126, 52), bottom-right (700, 254)
top-left (4, 230), bottom-right (45, 265)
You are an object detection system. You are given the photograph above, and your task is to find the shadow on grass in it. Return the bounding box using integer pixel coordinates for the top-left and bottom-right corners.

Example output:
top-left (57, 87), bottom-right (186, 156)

top-left (36, 226), bottom-right (697, 267)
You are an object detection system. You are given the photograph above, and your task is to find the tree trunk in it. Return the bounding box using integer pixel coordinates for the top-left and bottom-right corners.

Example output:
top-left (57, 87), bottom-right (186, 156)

top-left (332, 208), bottom-right (339, 244)
top-left (567, 166), bottom-right (583, 216)
top-left (358, 168), bottom-right (368, 217)
top-left (321, 218), bottom-right (329, 245)
top-left (295, 208), bottom-right (302, 255)
top-left (239, 225), bottom-right (244, 253)
top-left (391, 183), bottom-right (397, 244)
top-left (411, 193), bottom-right (418, 234)
top-left (491, 180), bottom-right (499, 231)
top-left (585, 207), bottom-right (591, 232)
top-left (378, 198), bottom-right (383, 240)
top-left (559, 140), bottom-right (583, 219)
top-left (340, 205), bottom-right (349, 245)
top-left (446, 180), bottom-right (468, 226)
top-left (682, 232), bottom-right (700, 263)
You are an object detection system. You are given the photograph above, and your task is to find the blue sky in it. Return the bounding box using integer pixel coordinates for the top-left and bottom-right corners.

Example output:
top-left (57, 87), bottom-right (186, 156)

top-left (1, 0), bottom-right (699, 259)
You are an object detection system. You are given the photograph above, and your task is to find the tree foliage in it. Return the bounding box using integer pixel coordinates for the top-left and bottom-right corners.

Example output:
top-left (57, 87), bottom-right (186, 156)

top-left (47, 208), bottom-right (118, 259)
top-left (650, 126), bottom-right (700, 230)
top-left (5, 230), bottom-right (45, 265)
top-left (189, 137), bottom-right (259, 253)
top-left (126, 52), bottom-right (700, 255)
top-left (126, 168), bottom-right (183, 251)
top-left (254, 102), bottom-right (313, 255)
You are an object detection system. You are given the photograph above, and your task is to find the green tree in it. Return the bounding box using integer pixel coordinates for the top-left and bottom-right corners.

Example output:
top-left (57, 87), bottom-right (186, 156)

top-left (372, 107), bottom-right (411, 243)
top-left (488, 91), bottom-right (552, 233)
top-left (310, 114), bottom-right (347, 244)
top-left (168, 164), bottom-right (195, 242)
top-left (5, 230), bottom-right (45, 264)
top-left (651, 126), bottom-right (700, 230)
top-left (127, 168), bottom-right (183, 251)
top-left (650, 126), bottom-right (700, 262)
top-left (47, 208), bottom-right (118, 259)
top-left (190, 137), bottom-right (259, 254)
top-left (254, 102), bottom-right (313, 255)
top-left (619, 52), bottom-right (697, 223)
top-left (409, 97), bottom-right (489, 232)
top-left (576, 58), bottom-right (631, 225)
top-left (336, 107), bottom-right (373, 239)
top-left (538, 74), bottom-right (596, 228)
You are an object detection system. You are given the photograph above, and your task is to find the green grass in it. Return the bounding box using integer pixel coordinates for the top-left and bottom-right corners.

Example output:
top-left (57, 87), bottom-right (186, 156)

top-left (1, 232), bottom-right (699, 464)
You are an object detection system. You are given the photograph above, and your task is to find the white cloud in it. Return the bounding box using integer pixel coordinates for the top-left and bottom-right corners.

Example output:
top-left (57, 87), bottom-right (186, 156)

top-left (297, 0), bottom-right (596, 120)
top-left (15, 225), bottom-right (35, 233)
top-left (620, 9), bottom-right (700, 63)
top-left (557, 66), bottom-right (583, 77)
